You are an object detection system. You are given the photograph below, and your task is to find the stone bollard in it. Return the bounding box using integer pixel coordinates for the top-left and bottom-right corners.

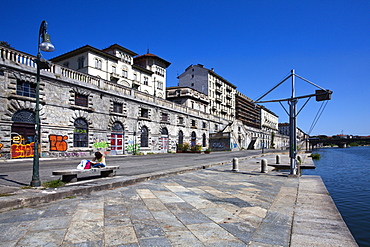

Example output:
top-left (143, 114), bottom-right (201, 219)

top-left (232, 158), bottom-right (239, 172)
top-left (261, 159), bottom-right (268, 173)
top-left (276, 155), bottom-right (280, 164)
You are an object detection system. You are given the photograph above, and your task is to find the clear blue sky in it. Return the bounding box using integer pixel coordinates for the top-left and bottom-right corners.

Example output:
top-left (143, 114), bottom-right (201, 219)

top-left (2, 0), bottom-right (369, 136)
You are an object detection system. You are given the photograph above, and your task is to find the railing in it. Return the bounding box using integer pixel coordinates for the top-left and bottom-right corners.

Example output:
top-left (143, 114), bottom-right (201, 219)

top-left (1, 46), bottom-right (214, 121)
top-left (1, 47), bottom-right (37, 68)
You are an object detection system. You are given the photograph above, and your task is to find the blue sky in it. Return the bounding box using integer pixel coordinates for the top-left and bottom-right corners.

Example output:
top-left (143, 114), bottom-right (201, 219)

top-left (2, 0), bottom-right (369, 136)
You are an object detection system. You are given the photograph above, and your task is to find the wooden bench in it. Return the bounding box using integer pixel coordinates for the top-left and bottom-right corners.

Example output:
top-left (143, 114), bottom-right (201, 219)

top-left (52, 166), bottom-right (120, 183)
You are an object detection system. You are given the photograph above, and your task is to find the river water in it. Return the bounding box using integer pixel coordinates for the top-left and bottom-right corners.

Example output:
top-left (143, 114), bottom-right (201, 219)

top-left (304, 146), bottom-right (370, 247)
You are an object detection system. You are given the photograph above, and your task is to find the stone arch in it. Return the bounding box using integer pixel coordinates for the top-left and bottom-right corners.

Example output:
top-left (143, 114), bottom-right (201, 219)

top-left (4, 99), bottom-right (46, 122)
top-left (70, 110), bottom-right (92, 126)
top-left (157, 92), bottom-right (164, 98)
top-left (121, 80), bottom-right (130, 87)
top-left (108, 115), bottom-right (126, 129)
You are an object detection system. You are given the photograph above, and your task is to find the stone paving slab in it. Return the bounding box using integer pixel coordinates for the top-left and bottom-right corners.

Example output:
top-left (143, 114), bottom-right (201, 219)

top-left (0, 154), bottom-right (358, 246)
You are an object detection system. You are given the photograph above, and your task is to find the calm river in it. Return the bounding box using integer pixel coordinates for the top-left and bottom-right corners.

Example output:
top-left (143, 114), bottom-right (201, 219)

top-left (304, 146), bottom-right (370, 247)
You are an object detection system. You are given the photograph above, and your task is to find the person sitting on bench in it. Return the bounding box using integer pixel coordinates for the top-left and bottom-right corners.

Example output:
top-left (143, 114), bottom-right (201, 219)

top-left (91, 152), bottom-right (106, 168)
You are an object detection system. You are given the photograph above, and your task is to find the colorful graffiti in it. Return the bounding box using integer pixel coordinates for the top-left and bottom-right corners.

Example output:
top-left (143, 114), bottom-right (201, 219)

top-left (49, 135), bottom-right (68, 151)
top-left (11, 134), bottom-right (35, 159)
top-left (11, 142), bottom-right (35, 158)
top-left (0, 142), bottom-right (3, 157)
top-left (93, 141), bottom-right (109, 149)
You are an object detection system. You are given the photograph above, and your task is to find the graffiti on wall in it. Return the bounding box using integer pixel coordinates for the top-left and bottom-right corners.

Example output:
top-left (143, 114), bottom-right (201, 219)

top-left (93, 141), bottom-right (109, 149)
top-left (0, 143), bottom-right (3, 157)
top-left (49, 135), bottom-right (68, 151)
top-left (11, 134), bottom-right (34, 158)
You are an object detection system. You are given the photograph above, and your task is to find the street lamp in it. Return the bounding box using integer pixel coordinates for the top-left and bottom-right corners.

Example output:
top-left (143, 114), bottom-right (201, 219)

top-left (31, 20), bottom-right (55, 187)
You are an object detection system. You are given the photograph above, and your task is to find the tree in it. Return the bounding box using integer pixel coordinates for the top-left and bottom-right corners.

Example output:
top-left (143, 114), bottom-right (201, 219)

top-left (0, 41), bottom-right (13, 49)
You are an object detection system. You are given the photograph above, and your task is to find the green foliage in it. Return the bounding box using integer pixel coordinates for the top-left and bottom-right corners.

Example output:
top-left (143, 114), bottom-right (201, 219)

top-left (0, 193), bottom-right (13, 197)
top-left (126, 144), bottom-right (140, 154)
top-left (20, 186), bottom-right (32, 189)
top-left (93, 141), bottom-right (109, 149)
top-left (191, 144), bottom-right (202, 152)
top-left (64, 196), bottom-right (76, 199)
top-left (0, 41), bottom-right (13, 48)
top-left (310, 153), bottom-right (321, 160)
top-left (42, 179), bottom-right (65, 188)
top-left (177, 143), bottom-right (190, 152)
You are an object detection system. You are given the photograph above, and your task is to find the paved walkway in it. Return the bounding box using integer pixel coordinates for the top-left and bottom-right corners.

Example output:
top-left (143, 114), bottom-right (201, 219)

top-left (0, 154), bottom-right (357, 246)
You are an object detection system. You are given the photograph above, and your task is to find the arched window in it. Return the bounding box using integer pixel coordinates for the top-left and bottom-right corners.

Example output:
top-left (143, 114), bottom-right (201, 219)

top-left (191, 131), bottom-right (196, 146)
top-left (178, 130), bottom-right (184, 144)
top-left (140, 126), bottom-right (149, 147)
top-left (202, 133), bottom-right (207, 147)
top-left (12, 109), bottom-right (35, 123)
top-left (74, 118), bottom-right (88, 147)
top-left (161, 128), bottom-right (168, 135)
top-left (112, 122), bottom-right (124, 133)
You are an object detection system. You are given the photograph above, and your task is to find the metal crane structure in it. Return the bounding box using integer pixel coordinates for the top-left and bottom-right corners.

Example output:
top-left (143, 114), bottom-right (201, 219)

top-left (253, 69), bottom-right (332, 176)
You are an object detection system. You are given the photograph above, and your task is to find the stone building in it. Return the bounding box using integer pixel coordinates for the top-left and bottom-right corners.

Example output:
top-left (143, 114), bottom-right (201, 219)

top-left (0, 45), bottom-right (223, 159)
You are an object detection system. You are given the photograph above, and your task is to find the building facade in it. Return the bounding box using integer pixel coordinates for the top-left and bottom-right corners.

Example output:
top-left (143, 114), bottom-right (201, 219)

top-left (166, 86), bottom-right (209, 115)
top-left (0, 46), bottom-right (223, 159)
top-left (51, 44), bottom-right (170, 99)
top-left (177, 64), bottom-right (237, 121)
top-left (235, 92), bottom-right (261, 129)
top-left (0, 42), bottom-right (291, 160)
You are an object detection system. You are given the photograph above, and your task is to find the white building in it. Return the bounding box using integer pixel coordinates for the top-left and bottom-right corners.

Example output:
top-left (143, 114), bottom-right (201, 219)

top-left (51, 44), bottom-right (170, 99)
top-left (177, 64), bottom-right (237, 121)
top-left (261, 107), bottom-right (278, 133)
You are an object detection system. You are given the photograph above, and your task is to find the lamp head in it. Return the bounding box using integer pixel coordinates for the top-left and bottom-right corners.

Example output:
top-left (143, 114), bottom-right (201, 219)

top-left (39, 33), bottom-right (55, 52)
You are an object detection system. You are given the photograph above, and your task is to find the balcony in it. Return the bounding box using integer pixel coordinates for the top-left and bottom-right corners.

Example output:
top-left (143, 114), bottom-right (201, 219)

top-left (110, 72), bottom-right (120, 80)
top-left (215, 95), bottom-right (222, 103)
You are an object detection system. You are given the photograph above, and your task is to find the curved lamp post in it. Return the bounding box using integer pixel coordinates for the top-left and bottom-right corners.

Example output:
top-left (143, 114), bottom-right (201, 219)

top-left (31, 20), bottom-right (55, 187)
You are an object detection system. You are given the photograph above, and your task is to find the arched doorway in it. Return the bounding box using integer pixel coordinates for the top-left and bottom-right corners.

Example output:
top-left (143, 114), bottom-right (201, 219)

top-left (202, 133), bottom-right (207, 147)
top-left (178, 130), bottom-right (184, 145)
top-left (160, 128), bottom-right (169, 153)
top-left (111, 122), bottom-right (124, 155)
top-left (11, 110), bottom-right (36, 159)
top-left (140, 126), bottom-right (149, 147)
top-left (191, 131), bottom-right (196, 146)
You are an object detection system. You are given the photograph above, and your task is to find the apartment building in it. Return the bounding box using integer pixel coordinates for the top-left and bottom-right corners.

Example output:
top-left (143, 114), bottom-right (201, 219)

top-left (235, 92), bottom-right (261, 129)
top-left (177, 64), bottom-right (237, 121)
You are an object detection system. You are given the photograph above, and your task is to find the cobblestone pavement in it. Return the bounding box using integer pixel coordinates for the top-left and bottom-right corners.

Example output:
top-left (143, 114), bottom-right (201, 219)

top-left (0, 154), bottom-right (357, 246)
